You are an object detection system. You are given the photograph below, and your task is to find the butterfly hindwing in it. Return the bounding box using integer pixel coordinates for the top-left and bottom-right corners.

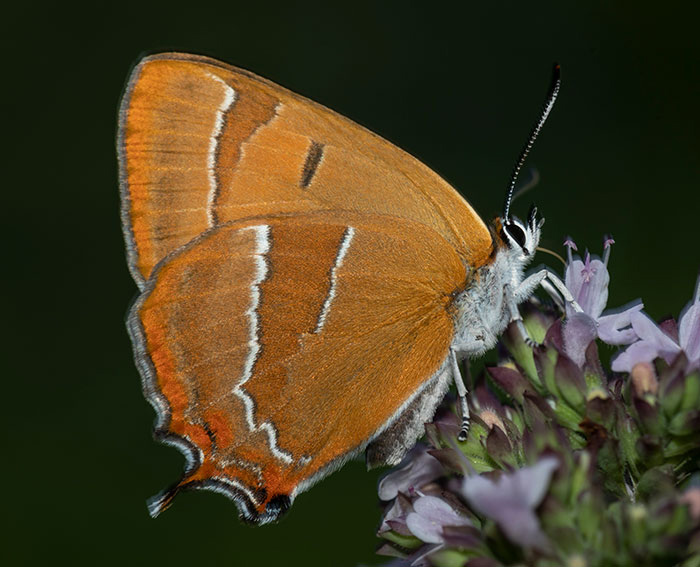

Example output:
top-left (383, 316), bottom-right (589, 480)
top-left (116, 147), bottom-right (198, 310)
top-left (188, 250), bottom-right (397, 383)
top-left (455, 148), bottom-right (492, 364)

top-left (130, 211), bottom-right (464, 521)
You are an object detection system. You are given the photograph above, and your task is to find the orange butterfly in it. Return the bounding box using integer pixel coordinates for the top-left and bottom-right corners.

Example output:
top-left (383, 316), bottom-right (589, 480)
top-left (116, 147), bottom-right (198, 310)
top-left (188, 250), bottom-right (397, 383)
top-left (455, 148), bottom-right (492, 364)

top-left (119, 53), bottom-right (573, 523)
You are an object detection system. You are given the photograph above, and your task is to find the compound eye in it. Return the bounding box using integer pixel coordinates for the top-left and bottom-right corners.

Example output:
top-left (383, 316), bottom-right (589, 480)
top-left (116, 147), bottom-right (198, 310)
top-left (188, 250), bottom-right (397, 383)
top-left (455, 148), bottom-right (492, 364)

top-left (505, 223), bottom-right (527, 249)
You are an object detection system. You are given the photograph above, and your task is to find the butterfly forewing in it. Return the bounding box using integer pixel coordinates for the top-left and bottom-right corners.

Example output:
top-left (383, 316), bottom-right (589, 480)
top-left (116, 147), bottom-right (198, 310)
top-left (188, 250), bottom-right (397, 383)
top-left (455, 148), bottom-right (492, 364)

top-left (119, 52), bottom-right (492, 286)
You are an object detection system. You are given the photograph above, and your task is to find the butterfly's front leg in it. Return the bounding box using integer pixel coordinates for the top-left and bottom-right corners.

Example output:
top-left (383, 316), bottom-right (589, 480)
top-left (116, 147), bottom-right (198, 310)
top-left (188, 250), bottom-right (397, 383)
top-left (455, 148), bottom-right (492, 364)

top-left (507, 269), bottom-right (584, 347)
top-left (541, 270), bottom-right (583, 313)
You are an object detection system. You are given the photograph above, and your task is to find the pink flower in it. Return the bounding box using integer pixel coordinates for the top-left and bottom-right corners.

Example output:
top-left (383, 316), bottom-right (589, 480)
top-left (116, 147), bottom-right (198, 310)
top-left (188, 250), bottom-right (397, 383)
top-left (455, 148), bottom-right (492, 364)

top-left (460, 457), bottom-right (558, 551)
top-left (612, 274), bottom-right (700, 372)
top-left (378, 444), bottom-right (445, 501)
top-left (405, 495), bottom-right (472, 544)
top-left (562, 237), bottom-right (643, 366)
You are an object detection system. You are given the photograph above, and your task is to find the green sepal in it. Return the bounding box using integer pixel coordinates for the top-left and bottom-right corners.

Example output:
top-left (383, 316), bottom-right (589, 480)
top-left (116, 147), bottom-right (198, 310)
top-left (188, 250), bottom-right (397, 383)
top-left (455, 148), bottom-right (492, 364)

top-left (680, 372), bottom-right (700, 411)
top-left (380, 530), bottom-right (423, 549)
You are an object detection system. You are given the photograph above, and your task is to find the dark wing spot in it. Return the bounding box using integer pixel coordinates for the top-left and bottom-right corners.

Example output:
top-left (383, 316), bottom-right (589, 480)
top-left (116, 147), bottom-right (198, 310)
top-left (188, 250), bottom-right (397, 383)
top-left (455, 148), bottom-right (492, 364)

top-left (300, 141), bottom-right (325, 188)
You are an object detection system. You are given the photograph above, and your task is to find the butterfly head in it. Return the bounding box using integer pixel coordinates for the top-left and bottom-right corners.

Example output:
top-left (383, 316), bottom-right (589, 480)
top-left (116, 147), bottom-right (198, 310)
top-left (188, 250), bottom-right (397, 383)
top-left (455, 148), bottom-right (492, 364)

top-left (452, 205), bottom-right (544, 356)
top-left (497, 205), bottom-right (544, 264)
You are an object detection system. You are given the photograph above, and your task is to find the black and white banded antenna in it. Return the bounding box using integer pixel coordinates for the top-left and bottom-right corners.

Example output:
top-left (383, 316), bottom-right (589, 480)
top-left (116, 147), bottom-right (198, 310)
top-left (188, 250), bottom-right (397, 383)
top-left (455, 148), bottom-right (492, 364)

top-left (503, 63), bottom-right (561, 224)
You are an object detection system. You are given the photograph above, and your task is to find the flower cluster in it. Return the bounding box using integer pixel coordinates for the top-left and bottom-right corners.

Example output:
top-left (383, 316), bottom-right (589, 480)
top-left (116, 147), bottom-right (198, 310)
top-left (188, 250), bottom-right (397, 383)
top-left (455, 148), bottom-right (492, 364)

top-left (376, 240), bottom-right (700, 567)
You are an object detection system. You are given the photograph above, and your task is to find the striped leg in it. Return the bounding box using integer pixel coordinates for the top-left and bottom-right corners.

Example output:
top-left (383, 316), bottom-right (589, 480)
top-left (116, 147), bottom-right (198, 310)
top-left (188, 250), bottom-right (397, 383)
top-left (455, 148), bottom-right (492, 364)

top-left (450, 347), bottom-right (471, 441)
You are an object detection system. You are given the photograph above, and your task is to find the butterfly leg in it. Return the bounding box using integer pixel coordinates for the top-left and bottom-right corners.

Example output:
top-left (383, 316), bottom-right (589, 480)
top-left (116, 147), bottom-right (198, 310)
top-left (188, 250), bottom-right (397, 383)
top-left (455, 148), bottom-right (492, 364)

top-left (508, 269), bottom-right (584, 347)
top-left (450, 347), bottom-right (471, 441)
top-left (505, 274), bottom-right (546, 347)
top-left (514, 268), bottom-right (581, 311)
top-left (542, 270), bottom-right (583, 313)
top-left (540, 279), bottom-right (566, 311)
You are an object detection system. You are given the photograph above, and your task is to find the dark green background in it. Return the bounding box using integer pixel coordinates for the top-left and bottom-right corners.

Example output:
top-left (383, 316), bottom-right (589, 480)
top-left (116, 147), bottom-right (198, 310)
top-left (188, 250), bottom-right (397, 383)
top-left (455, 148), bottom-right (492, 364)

top-left (6, 2), bottom-right (699, 565)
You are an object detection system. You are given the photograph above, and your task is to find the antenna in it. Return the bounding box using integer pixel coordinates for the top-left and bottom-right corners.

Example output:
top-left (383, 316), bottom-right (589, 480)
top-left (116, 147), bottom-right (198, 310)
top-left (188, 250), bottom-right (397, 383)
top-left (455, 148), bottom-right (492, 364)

top-left (503, 63), bottom-right (561, 223)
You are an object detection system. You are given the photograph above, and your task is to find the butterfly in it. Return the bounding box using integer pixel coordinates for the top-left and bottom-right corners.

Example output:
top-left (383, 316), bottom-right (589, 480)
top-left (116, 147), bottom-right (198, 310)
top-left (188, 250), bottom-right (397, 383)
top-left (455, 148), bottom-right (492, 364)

top-left (118, 53), bottom-right (571, 523)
